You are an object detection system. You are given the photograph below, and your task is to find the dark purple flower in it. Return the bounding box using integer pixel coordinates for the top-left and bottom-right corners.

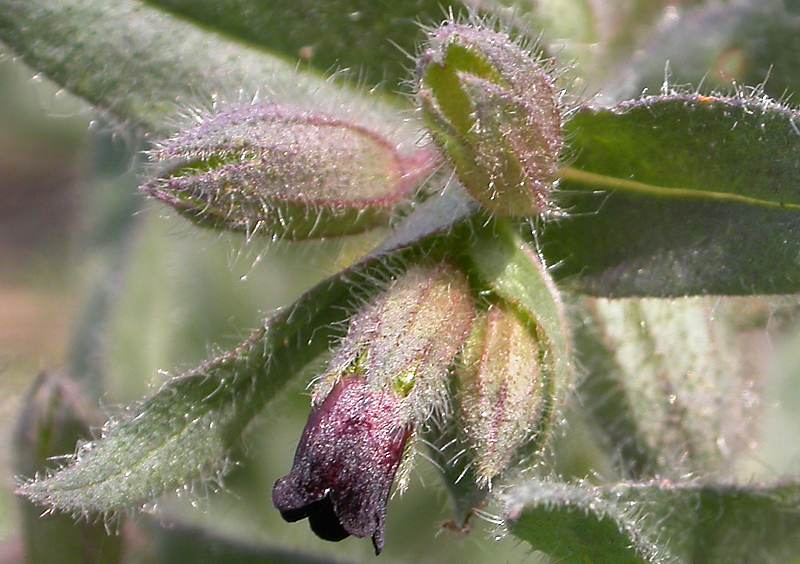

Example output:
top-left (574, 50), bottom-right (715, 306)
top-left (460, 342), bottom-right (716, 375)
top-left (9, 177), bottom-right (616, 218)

top-left (272, 376), bottom-right (411, 555)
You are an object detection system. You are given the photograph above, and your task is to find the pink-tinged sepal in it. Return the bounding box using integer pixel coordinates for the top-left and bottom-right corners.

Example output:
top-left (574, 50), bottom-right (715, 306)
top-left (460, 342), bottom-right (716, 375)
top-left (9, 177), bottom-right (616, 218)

top-left (142, 103), bottom-right (435, 240)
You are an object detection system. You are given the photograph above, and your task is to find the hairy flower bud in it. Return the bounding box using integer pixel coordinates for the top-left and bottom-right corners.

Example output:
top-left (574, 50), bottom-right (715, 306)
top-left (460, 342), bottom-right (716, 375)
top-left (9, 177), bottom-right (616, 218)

top-left (416, 23), bottom-right (563, 217)
top-left (273, 264), bottom-right (476, 553)
top-left (14, 372), bottom-right (98, 479)
top-left (432, 228), bottom-right (572, 522)
top-left (455, 305), bottom-right (547, 485)
top-left (142, 103), bottom-right (434, 240)
top-left (14, 372), bottom-right (123, 563)
top-left (314, 264), bottom-right (476, 416)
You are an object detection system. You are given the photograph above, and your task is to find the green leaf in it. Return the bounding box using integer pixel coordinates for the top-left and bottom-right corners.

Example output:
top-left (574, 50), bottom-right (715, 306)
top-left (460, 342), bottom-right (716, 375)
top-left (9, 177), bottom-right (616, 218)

top-left (610, 0), bottom-right (800, 102)
top-left (575, 296), bottom-right (763, 477)
top-left (505, 480), bottom-right (655, 564)
top-left (571, 303), bottom-right (656, 477)
top-left (541, 93), bottom-right (800, 296)
top-left (0, 0), bottom-right (409, 138)
top-left (152, 522), bottom-right (345, 564)
top-left (505, 478), bottom-right (800, 564)
top-left (16, 271), bottom-right (364, 513)
top-left (15, 205), bottom-right (470, 514)
top-left (145, 0), bottom-right (465, 93)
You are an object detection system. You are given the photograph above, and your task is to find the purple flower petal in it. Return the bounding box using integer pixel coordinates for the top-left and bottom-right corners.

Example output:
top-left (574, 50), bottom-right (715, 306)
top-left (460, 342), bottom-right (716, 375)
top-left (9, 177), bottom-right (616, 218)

top-left (273, 377), bottom-right (410, 555)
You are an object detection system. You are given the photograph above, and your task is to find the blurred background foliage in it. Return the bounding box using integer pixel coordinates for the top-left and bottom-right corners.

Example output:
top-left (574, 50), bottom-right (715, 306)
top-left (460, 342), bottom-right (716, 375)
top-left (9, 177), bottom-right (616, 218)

top-left (2, 0), bottom-right (800, 562)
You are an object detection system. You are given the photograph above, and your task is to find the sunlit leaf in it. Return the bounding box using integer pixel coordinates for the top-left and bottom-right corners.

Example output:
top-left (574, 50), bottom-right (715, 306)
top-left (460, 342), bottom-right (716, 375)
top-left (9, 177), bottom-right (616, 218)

top-left (506, 478), bottom-right (800, 564)
top-left (543, 93), bottom-right (800, 296)
top-left (0, 0), bottom-right (410, 140)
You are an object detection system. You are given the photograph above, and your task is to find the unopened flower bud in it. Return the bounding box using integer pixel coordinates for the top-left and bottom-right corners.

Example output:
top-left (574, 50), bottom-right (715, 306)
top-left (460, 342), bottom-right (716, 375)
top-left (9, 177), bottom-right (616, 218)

top-left (416, 23), bottom-right (563, 217)
top-left (315, 264), bottom-right (477, 416)
top-left (455, 305), bottom-right (547, 485)
top-left (14, 371), bottom-right (98, 477)
top-left (273, 264), bottom-right (476, 553)
top-left (14, 372), bottom-right (123, 563)
top-left (142, 103), bottom-right (434, 240)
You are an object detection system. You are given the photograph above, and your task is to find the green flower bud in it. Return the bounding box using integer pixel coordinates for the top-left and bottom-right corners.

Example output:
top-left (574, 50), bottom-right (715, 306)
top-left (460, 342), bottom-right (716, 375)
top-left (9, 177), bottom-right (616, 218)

top-left (416, 23), bottom-right (563, 217)
top-left (430, 227), bottom-right (572, 525)
top-left (142, 103), bottom-right (435, 240)
top-left (314, 263), bottom-right (477, 424)
top-left (455, 305), bottom-right (548, 485)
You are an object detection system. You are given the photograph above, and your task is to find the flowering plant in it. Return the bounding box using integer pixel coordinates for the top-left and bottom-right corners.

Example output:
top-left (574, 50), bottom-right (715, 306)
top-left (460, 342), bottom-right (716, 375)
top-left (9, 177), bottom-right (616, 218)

top-left (3, 0), bottom-right (800, 562)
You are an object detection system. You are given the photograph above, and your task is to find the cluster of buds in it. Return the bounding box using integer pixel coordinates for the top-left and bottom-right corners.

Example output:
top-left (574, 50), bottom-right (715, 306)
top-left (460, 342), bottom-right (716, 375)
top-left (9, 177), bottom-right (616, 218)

top-left (139, 20), bottom-right (570, 556)
top-left (142, 24), bottom-right (564, 237)
top-left (273, 251), bottom-right (568, 552)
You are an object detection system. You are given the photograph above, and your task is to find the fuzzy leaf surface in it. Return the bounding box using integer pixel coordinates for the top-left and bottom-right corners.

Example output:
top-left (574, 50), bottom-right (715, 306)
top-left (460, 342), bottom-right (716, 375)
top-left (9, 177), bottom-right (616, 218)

top-left (580, 296), bottom-right (767, 478)
top-left (16, 204), bottom-right (466, 513)
top-left (0, 0), bottom-right (409, 139)
top-left (505, 478), bottom-right (800, 564)
top-left (543, 93), bottom-right (800, 296)
top-left (17, 299), bottom-right (341, 513)
top-left (145, 0), bottom-right (465, 93)
top-left (609, 0), bottom-right (800, 103)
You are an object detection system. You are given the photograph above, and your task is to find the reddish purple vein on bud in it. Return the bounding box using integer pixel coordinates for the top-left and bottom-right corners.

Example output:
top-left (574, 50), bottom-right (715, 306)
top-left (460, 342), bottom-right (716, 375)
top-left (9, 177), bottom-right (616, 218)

top-left (455, 305), bottom-right (548, 485)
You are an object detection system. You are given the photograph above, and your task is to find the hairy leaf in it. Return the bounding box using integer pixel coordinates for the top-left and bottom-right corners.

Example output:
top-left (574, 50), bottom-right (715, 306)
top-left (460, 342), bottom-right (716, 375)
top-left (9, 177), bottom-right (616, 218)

top-left (0, 0), bottom-right (410, 140)
top-left (145, 0), bottom-right (464, 93)
top-left (16, 270), bottom-right (369, 513)
top-left (543, 93), bottom-right (800, 296)
top-left (609, 0), bottom-right (800, 103)
top-left (505, 478), bottom-right (800, 564)
top-left (17, 318), bottom-right (324, 513)
top-left (16, 206), bottom-right (469, 514)
top-left (576, 297), bottom-right (764, 477)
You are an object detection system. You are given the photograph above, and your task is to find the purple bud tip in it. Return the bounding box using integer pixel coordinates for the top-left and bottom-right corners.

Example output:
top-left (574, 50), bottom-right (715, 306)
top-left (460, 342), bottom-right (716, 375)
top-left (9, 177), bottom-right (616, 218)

top-left (272, 377), bottom-right (410, 555)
